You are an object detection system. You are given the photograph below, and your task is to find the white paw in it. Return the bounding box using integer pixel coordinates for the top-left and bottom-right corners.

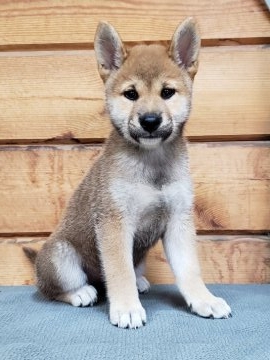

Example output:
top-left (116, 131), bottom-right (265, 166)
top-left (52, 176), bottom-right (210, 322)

top-left (58, 285), bottom-right (98, 307)
top-left (136, 276), bottom-right (150, 293)
top-left (110, 302), bottom-right (147, 329)
top-left (190, 295), bottom-right (231, 319)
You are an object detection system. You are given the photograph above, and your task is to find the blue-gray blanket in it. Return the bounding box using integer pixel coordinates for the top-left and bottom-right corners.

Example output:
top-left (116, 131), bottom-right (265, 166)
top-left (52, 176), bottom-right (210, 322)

top-left (0, 285), bottom-right (269, 360)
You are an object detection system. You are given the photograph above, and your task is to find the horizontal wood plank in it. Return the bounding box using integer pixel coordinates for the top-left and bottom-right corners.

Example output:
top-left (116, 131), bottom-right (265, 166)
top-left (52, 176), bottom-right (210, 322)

top-left (0, 0), bottom-right (269, 47)
top-left (0, 142), bottom-right (269, 234)
top-left (0, 236), bottom-right (269, 285)
top-left (0, 237), bottom-right (46, 286)
top-left (146, 236), bottom-right (270, 284)
top-left (0, 47), bottom-right (269, 142)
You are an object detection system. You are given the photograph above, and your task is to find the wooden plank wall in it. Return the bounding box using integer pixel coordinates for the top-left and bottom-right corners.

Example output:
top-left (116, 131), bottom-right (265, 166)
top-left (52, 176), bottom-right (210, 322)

top-left (0, 0), bottom-right (269, 285)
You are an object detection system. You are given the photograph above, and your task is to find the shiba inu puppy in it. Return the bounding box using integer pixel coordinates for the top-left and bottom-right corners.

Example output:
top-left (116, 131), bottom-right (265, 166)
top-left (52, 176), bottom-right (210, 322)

top-left (24, 18), bottom-right (231, 329)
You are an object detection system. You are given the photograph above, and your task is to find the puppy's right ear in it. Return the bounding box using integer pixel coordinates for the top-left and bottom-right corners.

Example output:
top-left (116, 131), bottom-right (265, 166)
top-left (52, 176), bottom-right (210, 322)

top-left (94, 22), bottom-right (126, 82)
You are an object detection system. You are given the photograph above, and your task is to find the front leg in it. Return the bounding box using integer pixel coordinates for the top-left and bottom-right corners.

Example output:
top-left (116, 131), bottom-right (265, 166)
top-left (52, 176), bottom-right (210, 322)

top-left (163, 212), bottom-right (231, 318)
top-left (97, 217), bottom-right (146, 329)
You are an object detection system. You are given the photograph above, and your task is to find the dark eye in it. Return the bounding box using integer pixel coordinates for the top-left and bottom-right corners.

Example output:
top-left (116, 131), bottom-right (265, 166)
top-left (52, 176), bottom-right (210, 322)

top-left (161, 88), bottom-right (175, 100)
top-left (123, 89), bottom-right (139, 101)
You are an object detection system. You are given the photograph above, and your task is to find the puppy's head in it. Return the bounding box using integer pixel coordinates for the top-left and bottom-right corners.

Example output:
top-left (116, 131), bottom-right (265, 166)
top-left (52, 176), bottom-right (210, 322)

top-left (94, 18), bottom-right (200, 149)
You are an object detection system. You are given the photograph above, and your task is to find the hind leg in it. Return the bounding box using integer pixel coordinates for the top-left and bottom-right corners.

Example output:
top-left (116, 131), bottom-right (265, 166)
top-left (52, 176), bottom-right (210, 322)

top-left (135, 260), bottom-right (150, 294)
top-left (36, 240), bottom-right (98, 307)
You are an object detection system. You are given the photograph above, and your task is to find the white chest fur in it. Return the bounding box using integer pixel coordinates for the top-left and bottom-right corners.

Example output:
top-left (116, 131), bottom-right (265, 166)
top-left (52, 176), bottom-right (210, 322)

top-left (110, 178), bottom-right (193, 226)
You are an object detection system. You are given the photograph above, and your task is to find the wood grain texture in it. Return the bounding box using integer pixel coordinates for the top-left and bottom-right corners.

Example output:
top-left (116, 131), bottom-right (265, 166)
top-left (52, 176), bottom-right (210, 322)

top-left (0, 237), bottom-right (46, 286)
top-left (0, 236), bottom-right (269, 285)
top-left (0, 0), bottom-right (269, 47)
top-left (0, 47), bottom-right (269, 142)
top-left (146, 236), bottom-right (270, 284)
top-left (0, 142), bottom-right (269, 234)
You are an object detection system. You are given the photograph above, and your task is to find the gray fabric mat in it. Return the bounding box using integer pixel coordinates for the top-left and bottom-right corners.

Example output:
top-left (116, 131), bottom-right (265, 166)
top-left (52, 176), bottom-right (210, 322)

top-left (0, 284), bottom-right (269, 360)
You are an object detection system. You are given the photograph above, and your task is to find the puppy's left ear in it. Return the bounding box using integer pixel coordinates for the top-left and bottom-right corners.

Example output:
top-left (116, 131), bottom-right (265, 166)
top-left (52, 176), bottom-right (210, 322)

top-left (169, 18), bottom-right (200, 79)
top-left (94, 21), bottom-right (127, 82)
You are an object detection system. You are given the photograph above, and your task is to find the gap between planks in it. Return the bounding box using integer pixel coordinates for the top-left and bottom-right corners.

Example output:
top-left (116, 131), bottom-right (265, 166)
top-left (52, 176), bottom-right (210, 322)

top-left (1, 38), bottom-right (270, 52)
top-left (0, 231), bottom-right (269, 239)
top-left (0, 135), bottom-right (270, 146)
top-left (0, 44), bottom-right (269, 57)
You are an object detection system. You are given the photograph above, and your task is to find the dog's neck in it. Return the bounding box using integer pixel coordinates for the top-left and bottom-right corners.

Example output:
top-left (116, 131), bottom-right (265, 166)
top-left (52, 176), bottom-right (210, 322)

top-left (104, 129), bottom-right (188, 186)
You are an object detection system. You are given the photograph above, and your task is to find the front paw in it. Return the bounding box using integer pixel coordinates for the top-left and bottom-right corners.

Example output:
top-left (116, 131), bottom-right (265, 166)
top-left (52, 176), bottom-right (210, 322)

top-left (189, 295), bottom-right (231, 319)
top-left (109, 301), bottom-right (146, 329)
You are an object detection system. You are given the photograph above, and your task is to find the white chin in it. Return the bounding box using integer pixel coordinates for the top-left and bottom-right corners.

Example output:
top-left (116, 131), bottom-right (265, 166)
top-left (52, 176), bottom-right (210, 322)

top-left (139, 137), bottom-right (162, 149)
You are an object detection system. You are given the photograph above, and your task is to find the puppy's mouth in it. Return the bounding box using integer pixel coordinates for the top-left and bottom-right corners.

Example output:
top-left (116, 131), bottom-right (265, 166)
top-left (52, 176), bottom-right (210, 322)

top-left (129, 125), bottom-right (173, 146)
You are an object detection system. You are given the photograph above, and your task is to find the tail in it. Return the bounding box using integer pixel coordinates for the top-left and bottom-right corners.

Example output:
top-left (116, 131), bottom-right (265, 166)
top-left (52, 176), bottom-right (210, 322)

top-left (23, 246), bottom-right (38, 264)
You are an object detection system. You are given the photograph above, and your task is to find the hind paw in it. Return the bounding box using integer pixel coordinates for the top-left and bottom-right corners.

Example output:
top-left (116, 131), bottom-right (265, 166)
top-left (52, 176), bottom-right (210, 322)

top-left (136, 276), bottom-right (150, 294)
top-left (57, 285), bottom-right (98, 307)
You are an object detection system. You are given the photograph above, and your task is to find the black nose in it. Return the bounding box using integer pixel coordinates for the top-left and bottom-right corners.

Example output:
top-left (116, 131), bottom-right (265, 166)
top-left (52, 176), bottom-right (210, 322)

top-left (139, 113), bottom-right (162, 133)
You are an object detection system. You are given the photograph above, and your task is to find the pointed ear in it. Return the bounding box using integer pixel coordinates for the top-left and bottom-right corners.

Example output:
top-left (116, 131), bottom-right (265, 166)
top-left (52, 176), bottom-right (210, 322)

top-left (94, 21), bottom-right (126, 82)
top-left (169, 18), bottom-right (200, 79)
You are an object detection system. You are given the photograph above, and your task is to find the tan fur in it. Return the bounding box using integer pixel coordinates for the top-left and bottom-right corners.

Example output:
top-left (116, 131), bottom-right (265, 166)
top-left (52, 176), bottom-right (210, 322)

top-left (23, 18), bottom-right (231, 328)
